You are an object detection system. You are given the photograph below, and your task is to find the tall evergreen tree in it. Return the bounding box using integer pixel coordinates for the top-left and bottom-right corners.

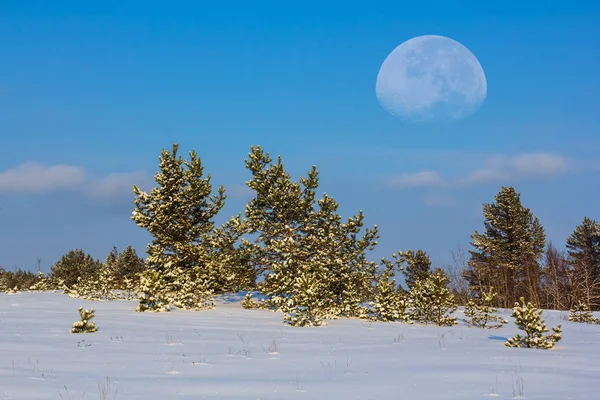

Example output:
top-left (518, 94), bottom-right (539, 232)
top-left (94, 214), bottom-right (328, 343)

top-left (566, 217), bottom-right (600, 309)
top-left (464, 186), bottom-right (546, 308)
top-left (132, 143), bottom-right (248, 311)
top-left (401, 249), bottom-right (432, 290)
top-left (243, 146), bottom-right (379, 325)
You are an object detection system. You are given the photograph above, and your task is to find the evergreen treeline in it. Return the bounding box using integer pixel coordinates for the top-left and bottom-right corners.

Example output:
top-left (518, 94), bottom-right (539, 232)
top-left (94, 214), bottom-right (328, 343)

top-left (2, 143), bottom-right (599, 332)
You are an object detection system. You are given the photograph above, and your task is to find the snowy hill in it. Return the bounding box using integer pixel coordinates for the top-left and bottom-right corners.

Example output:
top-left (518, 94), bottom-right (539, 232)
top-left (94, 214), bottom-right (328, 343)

top-left (1, 292), bottom-right (598, 400)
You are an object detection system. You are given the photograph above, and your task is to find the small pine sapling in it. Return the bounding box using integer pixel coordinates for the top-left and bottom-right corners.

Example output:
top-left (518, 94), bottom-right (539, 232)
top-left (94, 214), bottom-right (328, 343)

top-left (241, 292), bottom-right (260, 309)
top-left (71, 307), bottom-right (98, 333)
top-left (505, 297), bottom-right (562, 349)
top-left (464, 287), bottom-right (508, 328)
top-left (569, 301), bottom-right (600, 324)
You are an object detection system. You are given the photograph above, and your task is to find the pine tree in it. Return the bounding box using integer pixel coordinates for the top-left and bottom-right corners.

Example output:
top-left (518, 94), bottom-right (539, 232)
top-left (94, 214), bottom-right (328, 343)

top-left (49, 249), bottom-right (103, 289)
top-left (169, 266), bottom-right (215, 311)
top-left (241, 292), bottom-right (260, 309)
top-left (71, 307), bottom-right (98, 333)
top-left (569, 301), bottom-right (600, 324)
top-left (566, 217), bottom-right (600, 309)
top-left (136, 270), bottom-right (171, 312)
top-left (464, 287), bottom-right (508, 328)
top-left (243, 146), bottom-right (379, 324)
top-left (505, 297), bottom-right (562, 349)
top-left (401, 249), bottom-right (432, 290)
top-left (465, 187), bottom-right (546, 308)
top-left (132, 144), bottom-right (250, 311)
top-left (29, 271), bottom-right (52, 291)
top-left (409, 269), bottom-right (457, 326)
top-left (283, 270), bottom-right (329, 327)
top-left (368, 255), bottom-right (410, 322)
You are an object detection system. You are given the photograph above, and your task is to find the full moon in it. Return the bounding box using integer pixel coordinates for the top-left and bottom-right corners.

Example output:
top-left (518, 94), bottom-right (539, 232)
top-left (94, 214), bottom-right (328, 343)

top-left (376, 35), bottom-right (487, 122)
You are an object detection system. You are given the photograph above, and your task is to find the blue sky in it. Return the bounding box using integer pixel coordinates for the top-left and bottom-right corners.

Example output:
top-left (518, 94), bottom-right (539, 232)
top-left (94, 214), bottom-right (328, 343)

top-left (1, 1), bottom-right (599, 273)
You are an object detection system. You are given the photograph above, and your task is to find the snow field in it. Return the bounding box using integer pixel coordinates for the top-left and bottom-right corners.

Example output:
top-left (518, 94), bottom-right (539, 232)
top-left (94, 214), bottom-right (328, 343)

top-left (1, 292), bottom-right (599, 400)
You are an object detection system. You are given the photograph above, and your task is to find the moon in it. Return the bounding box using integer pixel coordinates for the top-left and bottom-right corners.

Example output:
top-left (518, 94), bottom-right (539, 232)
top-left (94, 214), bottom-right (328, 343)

top-left (376, 35), bottom-right (487, 122)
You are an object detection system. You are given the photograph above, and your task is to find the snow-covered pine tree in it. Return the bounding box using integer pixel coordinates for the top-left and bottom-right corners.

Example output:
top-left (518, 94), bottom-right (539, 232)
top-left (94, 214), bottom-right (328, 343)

top-left (243, 146), bottom-right (379, 325)
top-left (71, 307), bottom-right (98, 333)
top-left (169, 266), bottom-right (215, 311)
top-left (505, 297), bottom-right (562, 349)
top-left (241, 292), bottom-right (260, 309)
top-left (464, 287), bottom-right (508, 328)
top-left (569, 301), bottom-right (600, 324)
top-left (409, 269), bottom-right (457, 326)
top-left (136, 269), bottom-right (171, 312)
top-left (121, 274), bottom-right (140, 300)
top-left (283, 269), bottom-right (329, 327)
top-left (29, 271), bottom-right (52, 291)
top-left (97, 265), bottom-right (117, 300)
top-left (368, 254), bottom-right (410, 322)
top-left (132, 144), bottom-right (250, 312)
top-left (401, 249), bottom-right (432, 290)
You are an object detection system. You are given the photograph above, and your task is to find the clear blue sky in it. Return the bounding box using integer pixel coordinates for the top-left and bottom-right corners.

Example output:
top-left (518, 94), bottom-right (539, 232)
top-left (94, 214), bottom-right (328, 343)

top-left (1, 1), bottom-right (599, 272)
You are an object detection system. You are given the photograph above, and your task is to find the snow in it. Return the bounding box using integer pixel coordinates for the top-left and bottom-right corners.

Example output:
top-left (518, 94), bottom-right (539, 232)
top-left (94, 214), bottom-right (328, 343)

top-left (1, 292), bottom-right (599, 400)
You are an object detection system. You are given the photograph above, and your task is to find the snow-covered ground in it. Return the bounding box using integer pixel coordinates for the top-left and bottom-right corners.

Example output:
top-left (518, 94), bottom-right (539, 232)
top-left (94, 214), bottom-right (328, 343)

top-left (1, 292), bottom-right (598, 400)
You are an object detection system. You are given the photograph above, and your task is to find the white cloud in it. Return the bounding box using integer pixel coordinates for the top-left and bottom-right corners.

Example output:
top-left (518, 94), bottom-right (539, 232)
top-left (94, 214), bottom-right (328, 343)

top-left (0, 163), bottom-right (86, 193)
top-left (0, 163), bottom-right (150, 204)
top-left (85, 171), bottom-right (151, 201)
top-left (386, 152), bottom-right (571, 192)
top-left (456, 153), bottom-right (569, 187)
top-left (386, 171), bottom-right (443, 189)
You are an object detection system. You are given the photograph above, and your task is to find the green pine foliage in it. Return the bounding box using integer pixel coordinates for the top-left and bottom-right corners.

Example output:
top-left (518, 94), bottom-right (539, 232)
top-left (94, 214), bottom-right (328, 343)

top-left (242, 146), bottom-right (379, 325)
top-left (566, 217), bottom-right (600, 309)
top-left (49, 249), bottom-right (103, 289)
top-left (401, 249), bottom-right (432, 290)
top-left (67, 264), bottom-right (118, 301)
top-left (71, 307), bottom-right (98, 333)
top-left (105, 246), bottom-right (146, 290)
top-left (241, 292), bottom-right (261, 309)
top-left (409, 269), bottom-right (457, 326)
top-left (1, 267), bottom-right (42, 292)
top-left (136, 270), bottom-right (171, 312)
top-left (283, 270), bottom-right (329, 327)
top-left (465, 187), bottom-right (546, 308)
top-left (169, 266), bottom-right (215, 311)
top-left (368, 255), bottom-right (411, 322)
top-left (464, 287), bottom-right (508, 328)
top-left (569, 301), bottom-right (600, 324)
top-left (29, 271), bottom-right (53, 291)
top-left (131, 143), bottom-right (251, 312)
top-left (505, 297), bottom-right (562, 349)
